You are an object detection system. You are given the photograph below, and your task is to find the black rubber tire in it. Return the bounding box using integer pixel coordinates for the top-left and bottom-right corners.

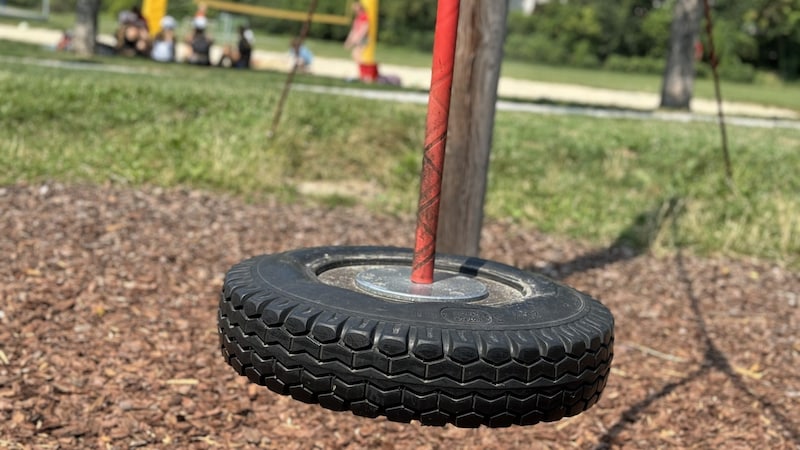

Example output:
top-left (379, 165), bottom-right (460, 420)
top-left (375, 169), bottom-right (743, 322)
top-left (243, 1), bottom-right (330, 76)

top-left (219, 246), bottom-right (614, 428)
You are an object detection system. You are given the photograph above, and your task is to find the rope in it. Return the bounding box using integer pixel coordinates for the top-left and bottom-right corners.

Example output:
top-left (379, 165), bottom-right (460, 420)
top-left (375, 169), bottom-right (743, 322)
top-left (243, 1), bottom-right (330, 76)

top-left (410, 0), bottom-right (461, 284)
top-left (269, 0), bottom-right (319, 137)
top-left (702, 0), bottom-right (734, 188)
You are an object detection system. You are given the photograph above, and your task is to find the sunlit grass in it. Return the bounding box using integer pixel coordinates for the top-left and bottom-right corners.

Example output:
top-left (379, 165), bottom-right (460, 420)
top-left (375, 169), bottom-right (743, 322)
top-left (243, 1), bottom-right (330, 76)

top-left (1, 47), bottom-right (798, 267)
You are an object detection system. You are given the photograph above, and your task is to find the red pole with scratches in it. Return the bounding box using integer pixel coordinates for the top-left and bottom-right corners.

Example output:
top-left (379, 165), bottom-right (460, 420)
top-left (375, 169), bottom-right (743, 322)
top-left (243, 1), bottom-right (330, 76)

top-left (411, 0), bottom-right (460, 284)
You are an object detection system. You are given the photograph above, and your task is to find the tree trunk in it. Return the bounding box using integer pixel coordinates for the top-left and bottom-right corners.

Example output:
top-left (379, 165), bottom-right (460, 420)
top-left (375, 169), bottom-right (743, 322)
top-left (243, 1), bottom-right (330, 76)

top-left (659, 0), bottom-right (703, 109)
top-left (73, 0), bottom-right (100, 57)
top-left (436, 0), bottom-right (509, 257)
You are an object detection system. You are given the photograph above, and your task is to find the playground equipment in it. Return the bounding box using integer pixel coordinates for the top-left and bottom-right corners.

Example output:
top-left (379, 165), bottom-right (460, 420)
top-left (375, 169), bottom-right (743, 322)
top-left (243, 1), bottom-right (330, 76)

top-left (219, 0), bottom-right (614, 427)
top-left (192, 0), bottom-right (353, 25)
top-left (142, 0), bottom-right (167, 35)
top-left (355, 0), bottom-right (379, 81)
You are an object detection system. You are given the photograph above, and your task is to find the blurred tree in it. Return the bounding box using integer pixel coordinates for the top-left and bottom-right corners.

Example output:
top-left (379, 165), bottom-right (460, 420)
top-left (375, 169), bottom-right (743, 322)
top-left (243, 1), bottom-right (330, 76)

top-left (640, 2), bottom-right (673, 58)
top-left (74, 0), bottom-right (100, 57)
top-left (378, 0), bottom-right (437, 49)
top-left (660, 0), bottom-right (703, 109)
top-left (748, 0), bottom-right (800, 79)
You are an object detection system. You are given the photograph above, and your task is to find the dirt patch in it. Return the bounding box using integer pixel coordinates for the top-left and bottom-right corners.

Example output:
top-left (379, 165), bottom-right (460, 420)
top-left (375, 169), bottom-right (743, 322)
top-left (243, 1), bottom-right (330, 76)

top-left (1, 182), bottom-right (798, 449)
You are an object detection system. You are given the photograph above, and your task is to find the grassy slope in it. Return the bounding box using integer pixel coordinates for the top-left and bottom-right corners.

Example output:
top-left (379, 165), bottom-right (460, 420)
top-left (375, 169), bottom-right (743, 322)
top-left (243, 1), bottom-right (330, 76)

top-left (1, 41), bottom-right (799, 266)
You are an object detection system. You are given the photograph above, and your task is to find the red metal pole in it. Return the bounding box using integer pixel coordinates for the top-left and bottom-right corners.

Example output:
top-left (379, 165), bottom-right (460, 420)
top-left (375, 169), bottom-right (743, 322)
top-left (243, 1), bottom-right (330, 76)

top-left (410, 0), bottom-right (460, 284)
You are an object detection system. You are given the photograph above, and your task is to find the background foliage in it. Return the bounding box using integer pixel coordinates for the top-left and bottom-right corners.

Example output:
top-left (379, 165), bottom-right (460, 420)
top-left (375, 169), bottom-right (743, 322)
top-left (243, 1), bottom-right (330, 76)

top-left (5, 0), bottom-right (800, 80)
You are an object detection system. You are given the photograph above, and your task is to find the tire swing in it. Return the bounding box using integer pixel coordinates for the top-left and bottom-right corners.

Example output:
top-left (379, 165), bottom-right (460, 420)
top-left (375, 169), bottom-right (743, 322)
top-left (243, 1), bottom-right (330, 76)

top-left (219, 0), bottom-right (614, 428)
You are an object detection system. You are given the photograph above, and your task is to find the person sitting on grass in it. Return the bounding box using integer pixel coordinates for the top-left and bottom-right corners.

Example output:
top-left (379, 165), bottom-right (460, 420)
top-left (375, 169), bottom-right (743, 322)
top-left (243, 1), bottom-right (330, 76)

top-left (115, 6), bottom-right (151, 57)
top-left (186, 16), bottom-right (213, 66)
top-left (150, 16), bottom-right (177, 63)
top-left (218, 26), bottom-right (254, 69)
top-left (290, 38), bottom-right (313, 73)
top-left (55, 30), bottom-right (73, 52)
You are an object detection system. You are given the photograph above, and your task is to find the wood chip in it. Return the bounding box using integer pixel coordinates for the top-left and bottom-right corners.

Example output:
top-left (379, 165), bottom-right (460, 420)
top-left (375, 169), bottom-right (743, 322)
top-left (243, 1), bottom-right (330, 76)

top-left (166, 379), bottom-right (199, 386)
top-left (622, 342), bottom-right (688, 363)
top-left (733, 364), bottom-right (764, 380)
top-left (1, 183), bottom-right (798, 449)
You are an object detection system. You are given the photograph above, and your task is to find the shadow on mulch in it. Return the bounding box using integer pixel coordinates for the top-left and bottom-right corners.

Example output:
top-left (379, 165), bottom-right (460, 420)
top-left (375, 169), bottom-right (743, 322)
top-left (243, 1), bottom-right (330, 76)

top-left (526, 197), bottom-right (681, 281)
top-left (594, 247), bottom-right (800, 449)
top-left (530, 198), bottom-right (800, 448)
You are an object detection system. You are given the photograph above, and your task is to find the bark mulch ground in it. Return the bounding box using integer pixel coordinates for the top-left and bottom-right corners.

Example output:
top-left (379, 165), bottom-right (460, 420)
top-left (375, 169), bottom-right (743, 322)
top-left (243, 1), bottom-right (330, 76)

top-left (1, 182), bottom-right (798, 449)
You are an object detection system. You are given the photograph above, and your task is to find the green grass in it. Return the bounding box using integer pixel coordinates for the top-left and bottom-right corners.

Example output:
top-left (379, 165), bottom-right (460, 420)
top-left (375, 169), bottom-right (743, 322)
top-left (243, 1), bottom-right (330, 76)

top-left (1, 41), bottom-right (799, 267)
top-left (488, 115), bottom-right (800, 264)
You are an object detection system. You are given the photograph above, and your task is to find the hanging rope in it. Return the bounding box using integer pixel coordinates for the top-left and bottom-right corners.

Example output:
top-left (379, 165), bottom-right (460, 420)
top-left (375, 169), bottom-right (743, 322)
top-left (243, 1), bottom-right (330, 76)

top-left (269, 0), bottom-right (319, 137)
top-left (410, 0), bottom-right (461, 284)
top-left (702, 0), bottom-right (734, 188)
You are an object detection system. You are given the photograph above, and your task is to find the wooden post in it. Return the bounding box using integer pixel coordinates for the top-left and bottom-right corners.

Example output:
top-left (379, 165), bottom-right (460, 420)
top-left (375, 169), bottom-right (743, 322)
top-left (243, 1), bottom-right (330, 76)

top-left (73, 0), bottom-right (100, 57)
top-left (436, 0), bottom-right (509, 257)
